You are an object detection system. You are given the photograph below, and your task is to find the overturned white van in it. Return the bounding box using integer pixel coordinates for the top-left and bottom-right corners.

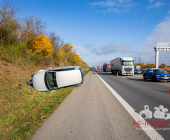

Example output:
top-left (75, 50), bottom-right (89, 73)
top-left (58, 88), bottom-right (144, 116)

top-left (28, 66), bottom-right (84, 91)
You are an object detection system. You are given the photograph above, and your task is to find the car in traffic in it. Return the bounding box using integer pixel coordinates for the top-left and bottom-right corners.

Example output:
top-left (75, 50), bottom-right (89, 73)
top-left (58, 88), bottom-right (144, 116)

top-left (28, 66), bottom-right (84, 91)
top-left (134, 69), bottom-right (142, 74)
top-left (90, 68), bottom-right (93, 71)
top-left (143, 68), bottom-right (170, 81)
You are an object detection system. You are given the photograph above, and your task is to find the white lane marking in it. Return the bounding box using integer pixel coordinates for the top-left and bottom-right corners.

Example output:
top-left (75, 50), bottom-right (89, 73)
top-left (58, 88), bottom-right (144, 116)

top-left (96, 74), bottom-right (164, 140)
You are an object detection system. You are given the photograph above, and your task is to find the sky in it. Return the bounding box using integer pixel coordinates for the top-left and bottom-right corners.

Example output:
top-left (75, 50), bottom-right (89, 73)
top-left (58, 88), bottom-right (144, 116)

top-left (1, 0), bottom-right (170, 67)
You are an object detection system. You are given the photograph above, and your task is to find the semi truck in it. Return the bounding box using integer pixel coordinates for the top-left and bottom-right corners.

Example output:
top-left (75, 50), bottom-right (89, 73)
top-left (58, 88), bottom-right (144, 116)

top-left (103, 63), bottom-right (111, 72)
top-left (97, 66), bottom-right (100, 71)
top-left (110, 57), bottom-right (134, 75)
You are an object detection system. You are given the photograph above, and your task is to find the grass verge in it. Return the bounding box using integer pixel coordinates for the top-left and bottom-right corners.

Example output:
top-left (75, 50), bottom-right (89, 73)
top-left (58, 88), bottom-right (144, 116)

top-left (0, 66), bottom-right (89, 140)
top-left (83, 69), bottom-right (89, 76)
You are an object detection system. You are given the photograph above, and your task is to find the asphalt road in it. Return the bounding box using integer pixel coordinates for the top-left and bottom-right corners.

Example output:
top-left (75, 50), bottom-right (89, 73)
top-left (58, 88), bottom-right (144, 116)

top-left (31, 71), bottom-right (151, 140)
top-left (97, 71), bottom-right (170, 140)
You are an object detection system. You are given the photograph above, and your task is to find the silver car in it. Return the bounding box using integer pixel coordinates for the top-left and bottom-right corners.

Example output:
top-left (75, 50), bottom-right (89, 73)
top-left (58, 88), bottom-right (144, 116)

top-left (28, 66), bottom-right (84, 91)
top-left (134, 69), bottom-right (142, 74)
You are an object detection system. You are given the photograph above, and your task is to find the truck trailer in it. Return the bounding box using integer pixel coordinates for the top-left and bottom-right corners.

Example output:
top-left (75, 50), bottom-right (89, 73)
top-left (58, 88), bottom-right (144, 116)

top-left (110, 57), bottom-right (134, 75)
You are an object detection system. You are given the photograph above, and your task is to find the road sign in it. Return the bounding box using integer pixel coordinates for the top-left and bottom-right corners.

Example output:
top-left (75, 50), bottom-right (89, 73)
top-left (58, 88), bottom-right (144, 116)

top-left (83, 65), bottom-right (88, 69)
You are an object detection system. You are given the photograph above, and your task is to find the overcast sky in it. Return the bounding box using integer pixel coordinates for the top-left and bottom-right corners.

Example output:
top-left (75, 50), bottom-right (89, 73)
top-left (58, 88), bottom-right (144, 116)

top-left (2, 0), bottom-right (170, 67)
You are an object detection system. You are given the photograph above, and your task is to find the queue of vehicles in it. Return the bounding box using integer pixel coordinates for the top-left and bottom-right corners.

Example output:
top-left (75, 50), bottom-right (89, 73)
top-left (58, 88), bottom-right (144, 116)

top-left (96, 56), bottom-right (170, 82)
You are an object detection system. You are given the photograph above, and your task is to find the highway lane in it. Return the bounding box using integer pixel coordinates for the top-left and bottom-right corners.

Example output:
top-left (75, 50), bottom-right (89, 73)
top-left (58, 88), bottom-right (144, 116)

top-left (97, 71), bottom-right (170, 139)
top-left (31, 71), bottom-right (150, 140)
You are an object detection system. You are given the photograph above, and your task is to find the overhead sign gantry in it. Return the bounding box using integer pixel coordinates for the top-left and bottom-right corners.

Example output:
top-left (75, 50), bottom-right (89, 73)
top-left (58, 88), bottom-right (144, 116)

top-left (154, 42), bottom-right (170, 68)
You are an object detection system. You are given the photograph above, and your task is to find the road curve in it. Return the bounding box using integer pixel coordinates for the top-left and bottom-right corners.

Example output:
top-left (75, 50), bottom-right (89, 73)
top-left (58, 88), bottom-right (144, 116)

top-left (31, 71), bottom-right (150, 140)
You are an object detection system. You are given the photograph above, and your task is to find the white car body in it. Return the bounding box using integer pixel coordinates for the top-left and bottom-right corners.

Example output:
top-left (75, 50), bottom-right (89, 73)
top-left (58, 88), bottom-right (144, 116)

top-left (30, 66), bottom-right (84, 91)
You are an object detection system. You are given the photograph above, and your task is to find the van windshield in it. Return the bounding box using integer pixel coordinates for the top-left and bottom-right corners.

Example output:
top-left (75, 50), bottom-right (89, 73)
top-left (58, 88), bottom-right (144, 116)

top-left (79, 68), bottom-right (84, 83)
top-left (45, 72), bottom-right (57, 90)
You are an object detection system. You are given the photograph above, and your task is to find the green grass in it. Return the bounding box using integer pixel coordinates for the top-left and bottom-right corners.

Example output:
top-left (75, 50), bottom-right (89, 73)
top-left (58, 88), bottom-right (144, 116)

top-left (0, 82), bottom-right (74, 140)
top-left (83, 69), bottom-right (89, 76)
top-left (0, 69), bottom-right (89, 140)
top-left (0, 43), bottom-right (44, 66)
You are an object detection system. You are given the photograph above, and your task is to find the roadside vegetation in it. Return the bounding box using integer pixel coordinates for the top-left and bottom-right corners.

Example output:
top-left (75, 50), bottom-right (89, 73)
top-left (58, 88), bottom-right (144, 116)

top-left (135, 63), bottom-right (170, 72)
top-left (0, 3), bottom-right (89, 140)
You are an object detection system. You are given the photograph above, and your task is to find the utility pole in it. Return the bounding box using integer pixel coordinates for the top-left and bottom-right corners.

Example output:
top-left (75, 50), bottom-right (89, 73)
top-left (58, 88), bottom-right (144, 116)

top-left (139, 55), bottom-right (141, 64)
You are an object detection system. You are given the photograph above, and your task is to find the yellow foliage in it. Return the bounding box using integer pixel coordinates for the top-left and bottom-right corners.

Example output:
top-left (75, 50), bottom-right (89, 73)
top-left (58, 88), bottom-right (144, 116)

top-left (63, 44), bottom-right (73, 54)
top-left (54, 43), bottom-right (86, 67)
top-left (71, 52), bottom-right (83, 67)
top-left (28, 34), bottom-right (52, 58)
top-left (56, 49), bottom-right (66, 63)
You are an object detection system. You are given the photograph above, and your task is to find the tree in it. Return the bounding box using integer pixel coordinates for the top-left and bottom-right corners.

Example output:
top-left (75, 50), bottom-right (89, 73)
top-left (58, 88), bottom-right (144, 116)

top-left (0, 3), bottom-right (20, 46)
top-left (145, 62), bottom-right (151, 68)
top-left (71, 51), bottom-right (82, 66)
top-left (56, 48), bottom-right (66, 64)
top-left (20, 15), bottom-right (46, 43)
top-left (151, 63), bottom-right (155, 68)
top-left (140, 63), bottom-right (145, 69)
top-left (28, 34), bottom-right (52, 58)
top-left (48, 32), bottom-right (64, 51)
top-left (62, 44), bottom-right (74, 63)
top-left (159, 63), bottom-right (167, 69)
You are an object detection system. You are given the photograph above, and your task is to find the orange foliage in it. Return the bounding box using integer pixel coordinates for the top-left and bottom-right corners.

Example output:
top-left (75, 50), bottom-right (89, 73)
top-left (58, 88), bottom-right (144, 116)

top-left (28, 34), bottom-right (52, 58)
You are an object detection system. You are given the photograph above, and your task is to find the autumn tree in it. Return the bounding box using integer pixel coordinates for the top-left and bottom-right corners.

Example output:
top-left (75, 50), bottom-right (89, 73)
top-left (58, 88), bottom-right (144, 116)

top-left (159, 63), bottom-right (167, 69)
top-left (0, 3), bottom-right (20, 46)
top-left (151, 63), bottom-right (155, 68)
top-left (62, 44), bottom-right (74, 63)
top-left (48, 32), bottom-right (64, 51)
top-left (56, 48), bottom-right (66, 64)
top-left (145, 62), bottom-right (151, 68)
top-left (20, 15), bottom-right (46, 43)
top-left (140, 63), bottom-right (145, 69)
top-left (28, 34), bottom-right (52, 58)
top-left (71, 51), bottom-right (82, 66)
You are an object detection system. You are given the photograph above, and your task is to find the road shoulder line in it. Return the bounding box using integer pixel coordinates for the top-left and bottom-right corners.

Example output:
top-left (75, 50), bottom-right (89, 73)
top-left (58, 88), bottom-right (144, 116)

top-left (96, 73), bottom-right (164, 140)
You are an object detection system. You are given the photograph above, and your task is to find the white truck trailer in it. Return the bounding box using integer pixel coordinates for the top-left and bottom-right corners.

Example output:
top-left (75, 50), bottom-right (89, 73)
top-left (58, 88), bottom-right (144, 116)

top-left (110, 57), bottom-right (134, 75)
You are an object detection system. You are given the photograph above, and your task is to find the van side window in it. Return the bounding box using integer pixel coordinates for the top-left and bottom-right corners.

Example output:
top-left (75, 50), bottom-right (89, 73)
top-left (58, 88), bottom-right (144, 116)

top-left (62, 68), bottom-right (75, 71)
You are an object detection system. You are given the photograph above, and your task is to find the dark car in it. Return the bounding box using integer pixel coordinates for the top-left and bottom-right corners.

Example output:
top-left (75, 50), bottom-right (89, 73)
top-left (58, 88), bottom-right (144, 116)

top-left (134, 69), bottom-right (142, 74)
top-left (143, 68), bottom-right (170, 81)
